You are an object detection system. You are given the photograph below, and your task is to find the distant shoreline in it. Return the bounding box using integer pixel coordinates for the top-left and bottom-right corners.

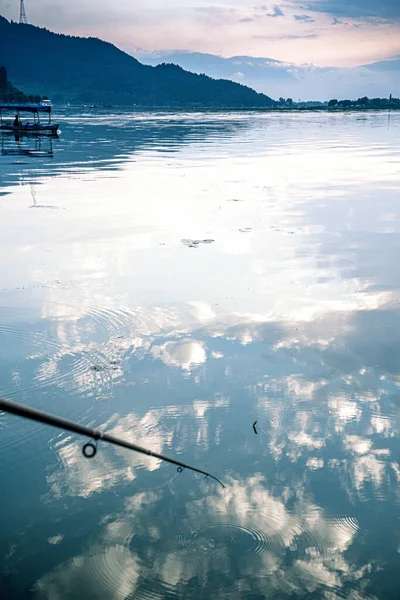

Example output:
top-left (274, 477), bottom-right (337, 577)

top-left (61, 105), bottom-right (400, 112)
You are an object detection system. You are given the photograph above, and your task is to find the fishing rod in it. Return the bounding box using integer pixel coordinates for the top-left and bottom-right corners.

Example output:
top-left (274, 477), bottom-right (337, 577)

top-left (0, 398), bottom-right (225, 488)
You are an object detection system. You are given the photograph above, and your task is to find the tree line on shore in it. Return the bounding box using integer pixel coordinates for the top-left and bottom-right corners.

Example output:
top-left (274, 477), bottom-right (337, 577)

top-left (276, 96), bottom-right (399, 109)
top-left (328, 96), bottom-right (399, 108)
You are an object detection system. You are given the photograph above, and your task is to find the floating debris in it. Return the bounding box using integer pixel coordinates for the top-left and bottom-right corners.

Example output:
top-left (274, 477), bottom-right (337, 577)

top-left (181, 238), bottom-right (215, 248)
top-left (90, 360), bottom-right (121, 373)
top-left (48, 534), bottom-right (64, 545)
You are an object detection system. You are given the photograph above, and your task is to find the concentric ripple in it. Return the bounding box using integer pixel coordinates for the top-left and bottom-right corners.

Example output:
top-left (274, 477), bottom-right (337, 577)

top-left (0, 301), bottom-right (132, 399)
top-left (295, 514), bottom-right (360, 559)
top-left (74, 305), bottom-right (136, 340)
top-left (0, 323), bottom-right (62, 354)
top-left (177, 523), bottom-right (272, 558)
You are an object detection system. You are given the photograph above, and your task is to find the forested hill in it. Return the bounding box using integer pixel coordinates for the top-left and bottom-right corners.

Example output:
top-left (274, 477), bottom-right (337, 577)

top-left (0, 17), bottom-right (276, 107)
top-left (0, 65), bottom-right (44, 102)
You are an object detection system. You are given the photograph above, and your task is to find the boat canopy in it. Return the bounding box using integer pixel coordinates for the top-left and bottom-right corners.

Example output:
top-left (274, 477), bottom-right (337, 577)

top-left (0, 104), bottom-right (51, 114)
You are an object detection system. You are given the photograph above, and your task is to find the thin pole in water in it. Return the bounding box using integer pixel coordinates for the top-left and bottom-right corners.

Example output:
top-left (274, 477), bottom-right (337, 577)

top-left (0, 398), bottom-right (224, 488)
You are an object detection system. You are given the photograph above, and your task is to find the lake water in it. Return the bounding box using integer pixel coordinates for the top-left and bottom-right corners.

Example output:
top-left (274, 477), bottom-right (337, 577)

top-left (0, 109), bottom-right (399, 599)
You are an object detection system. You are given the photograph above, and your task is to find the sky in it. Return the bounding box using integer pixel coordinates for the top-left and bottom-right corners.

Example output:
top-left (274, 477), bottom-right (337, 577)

top-left (1, 0), bottom-right (400, 66)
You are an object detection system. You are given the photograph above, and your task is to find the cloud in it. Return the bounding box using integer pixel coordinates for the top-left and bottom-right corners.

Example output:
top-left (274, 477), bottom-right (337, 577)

top-left (293, 14), bottom-right (316, 22)
top-left (1, 0), bottom-right (399, 68)
top-left (266, 4), bottom-right (285, 17)
top-left (46, 410), bottom-right (172, 498)
top-left (254, 33), bottom-right (318, 40)
top-left (194, 5), bottom-right (239, 25)
top-left (34, 474), bottom-right (368, 600)
top-left (305, 0), bottom-right (400, 21)
top-left (151, 338), bottom-right (207, 371)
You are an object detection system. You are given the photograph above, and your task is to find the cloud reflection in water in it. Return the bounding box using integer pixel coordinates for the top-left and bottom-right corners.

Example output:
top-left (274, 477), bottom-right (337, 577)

top-left (1, 111), bottom-right (399, 599)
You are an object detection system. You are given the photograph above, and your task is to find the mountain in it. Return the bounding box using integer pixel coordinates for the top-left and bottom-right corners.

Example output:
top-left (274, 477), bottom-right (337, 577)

top-left (0, 17), bottom-right (275, 107)
top-left (136, 52), bottom-right (296, 88)
top-left (134, 50), bottom-right (400, 101)
top-left (361, 58), bottom-right (400, 73)
top-left (0, 65), bottom-right (43, 103)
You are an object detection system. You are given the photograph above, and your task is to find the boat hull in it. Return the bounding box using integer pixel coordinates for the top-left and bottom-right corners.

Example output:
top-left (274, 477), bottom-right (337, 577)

top-left (0, 123), bottom-right (59, 136)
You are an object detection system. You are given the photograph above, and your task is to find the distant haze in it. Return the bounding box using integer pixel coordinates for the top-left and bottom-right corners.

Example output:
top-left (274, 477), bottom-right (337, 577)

top-left (133, 51), bottom-right (400, 101)
top-left (0, 0), bottom-right (399, 68)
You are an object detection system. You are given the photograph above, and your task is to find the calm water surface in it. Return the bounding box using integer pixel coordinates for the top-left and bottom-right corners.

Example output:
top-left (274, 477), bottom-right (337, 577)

top-left (0, 109), bottom-right (399, 599)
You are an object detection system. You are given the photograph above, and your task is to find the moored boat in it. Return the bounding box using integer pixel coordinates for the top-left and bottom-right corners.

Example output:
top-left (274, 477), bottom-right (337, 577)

top-left (0, 103), bottom-right (59, 136)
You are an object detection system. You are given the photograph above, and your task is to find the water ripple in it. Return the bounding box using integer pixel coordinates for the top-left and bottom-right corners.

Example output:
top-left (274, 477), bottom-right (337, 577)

top-left (177, 523), bottom-right (273, 558)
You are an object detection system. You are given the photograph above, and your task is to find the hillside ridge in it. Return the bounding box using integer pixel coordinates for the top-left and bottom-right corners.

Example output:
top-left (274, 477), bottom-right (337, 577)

top-left (0, 17), bottom-right (275, 107)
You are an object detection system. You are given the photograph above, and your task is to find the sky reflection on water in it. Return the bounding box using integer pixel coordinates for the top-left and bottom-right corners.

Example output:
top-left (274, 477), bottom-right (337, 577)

top-left (0, 109), bottom-right (399, 600)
